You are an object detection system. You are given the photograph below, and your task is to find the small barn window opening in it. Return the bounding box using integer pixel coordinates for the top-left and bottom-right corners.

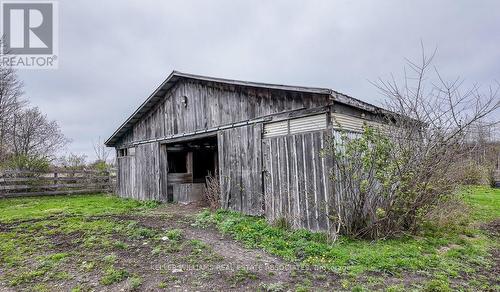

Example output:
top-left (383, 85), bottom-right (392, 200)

top-left (165, 136), bottom-right (218, 203)
top-left (181, 95), bottom-right (188, 108)
top-left (117, 147), bottom-right (135, 157)
top-left (118, 148), bottom-right (128, 157)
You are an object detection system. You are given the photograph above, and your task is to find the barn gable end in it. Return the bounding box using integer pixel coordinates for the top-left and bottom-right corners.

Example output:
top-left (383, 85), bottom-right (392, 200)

top-left (107, 71), bottom-right (388, 229)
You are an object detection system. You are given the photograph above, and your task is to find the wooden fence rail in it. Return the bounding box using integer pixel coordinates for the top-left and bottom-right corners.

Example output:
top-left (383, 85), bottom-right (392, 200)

top-left (0, 169), bottom-right (116, 198)
top-left (494, 169), bottom-right (500, 188)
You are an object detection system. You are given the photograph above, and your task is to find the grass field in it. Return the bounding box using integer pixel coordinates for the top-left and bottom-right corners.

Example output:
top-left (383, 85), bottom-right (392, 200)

top-left (195, 186), bottom-right (499, 291)
top-left (0, 187), bottom-right (498, 291)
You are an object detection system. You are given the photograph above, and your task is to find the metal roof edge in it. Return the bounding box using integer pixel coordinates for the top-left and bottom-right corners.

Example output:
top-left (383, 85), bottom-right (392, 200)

top-left (105, 71), bottom-right (179, 146)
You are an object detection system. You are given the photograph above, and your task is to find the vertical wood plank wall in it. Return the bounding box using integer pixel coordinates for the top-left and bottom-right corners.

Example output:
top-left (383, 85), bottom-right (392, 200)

top-left (262, 130), bottom-right (336, 231)
top-left (135, 143), bottom-right (161, 201)
top-left (114, 80), bottom-right (330, 149)
top-left (117, 143), bottom-right (162, 201)
top-left (218, 124), bottom-right (263, 215)
top-left (117, 156), bottom-right (135, 198)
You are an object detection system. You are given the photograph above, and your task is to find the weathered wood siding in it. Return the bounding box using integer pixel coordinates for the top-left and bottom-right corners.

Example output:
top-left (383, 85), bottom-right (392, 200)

top-left (114, 80), bottom-right (330, 148)
top-left (262, 130), bottom-right (334, 231)
top-left (117, 156), bottom-right (135, 198)
top-left (262, 128), bottom-right (367, 231)
top-left (134, 143), bottom-right (162, 201)
top-left (218, 124), bottom-right (264, 215)
top-left (173, 183), bottom-right (205, 204)
top-left (110, 75), bottom-right (391, 232)
top-left (117, 143), bottom-right (163, 201)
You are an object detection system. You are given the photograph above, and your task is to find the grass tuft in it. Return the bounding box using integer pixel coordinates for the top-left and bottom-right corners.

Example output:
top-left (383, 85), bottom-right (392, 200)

top-left (165, 229), bottom-right (183, 241)
top-left (128, 275), bottom-right (142, 290)
top-left (100, 267), bottom-right (129, 285)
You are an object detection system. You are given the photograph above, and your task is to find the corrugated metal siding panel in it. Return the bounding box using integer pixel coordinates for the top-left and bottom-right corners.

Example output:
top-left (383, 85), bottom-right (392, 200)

top-left (263, 120), bottom-right (288, 138)
top-left (367, 120), bottom-right (390, 133)
top-left (331, 113), bottom-right (389, 133)
top-left (331, 112), bottom-right (365, 132)
top-left (289, 114), bottom-right (327, 134)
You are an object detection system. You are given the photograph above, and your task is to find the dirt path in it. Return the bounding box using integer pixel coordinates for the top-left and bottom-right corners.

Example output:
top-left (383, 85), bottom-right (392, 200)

top-left (114, 204), bottom-right (339, 291)
top-left (136, 203), bottom-right (289, 268)
top-left (0, 203), bottom-right (341, 291)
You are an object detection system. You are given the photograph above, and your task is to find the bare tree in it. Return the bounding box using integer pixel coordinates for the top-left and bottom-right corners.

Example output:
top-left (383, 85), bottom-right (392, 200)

top-left (327, 46), bottom-right (500, 239)
top-left (9, 107), bottom-right (70, 160)
top-left (0, 38), bottom-right (25, 162)
top-left (56, 153), bottom-right (87, 170)
top-left (93, 136), bottom-right (111, 163)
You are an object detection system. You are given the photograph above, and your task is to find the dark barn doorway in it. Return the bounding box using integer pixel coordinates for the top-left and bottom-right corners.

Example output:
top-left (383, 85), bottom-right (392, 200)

top-left (164, 135), bottom-right (218, 203)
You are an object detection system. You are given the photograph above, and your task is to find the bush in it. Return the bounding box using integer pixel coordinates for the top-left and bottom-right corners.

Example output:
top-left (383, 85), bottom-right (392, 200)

top-left (203, 174), bottom-right (221, 210)
top-left (2, 154), bottom-right (50, 172)
top-left (128, 275), bottom-right (142, 290)
top-left (457, 161), bottom-right (491, 185)
top-left (89, 160), bottom-right (109, 174)
top-left (325, 125), bottom-right (401, 238)
top-left (324, 124), bottom-right (479, 239)
top-left (424, 195), bottom-right (470, 229)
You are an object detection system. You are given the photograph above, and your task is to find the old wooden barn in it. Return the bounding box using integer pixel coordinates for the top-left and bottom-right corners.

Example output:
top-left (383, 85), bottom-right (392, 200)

top-left (105, 71), bottom-right (388, 231)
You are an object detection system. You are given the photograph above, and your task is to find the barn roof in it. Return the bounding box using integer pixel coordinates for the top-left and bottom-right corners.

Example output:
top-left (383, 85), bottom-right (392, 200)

top-left (105, 71), bottom-right (386, 147)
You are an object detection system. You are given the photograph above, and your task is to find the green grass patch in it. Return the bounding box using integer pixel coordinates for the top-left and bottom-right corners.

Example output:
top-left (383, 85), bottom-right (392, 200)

top-left (462, 186), bottom-right (500, 222)
top-left (0, 194), bottom-right (152, 223)
top-left (128, 275), bottom-right (142, 290)
top-left (126, 221), bottom-right (158, 240)
top-left (165, 229), bottom-right (183, 241)
top-left (100, 266), bottom-right (129, 285)
top-left (196, 186), bottom-right (498, 276)
top-left (0, 194), bottom-right (160, 289)
top-left (228, 268), bottom-right (258, 286)
top-left (7, 252), bottom-right (70, 286)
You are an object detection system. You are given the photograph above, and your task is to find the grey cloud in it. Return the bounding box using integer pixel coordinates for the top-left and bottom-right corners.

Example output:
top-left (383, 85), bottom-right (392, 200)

top-left (17, 0), bottom-right (500, 161)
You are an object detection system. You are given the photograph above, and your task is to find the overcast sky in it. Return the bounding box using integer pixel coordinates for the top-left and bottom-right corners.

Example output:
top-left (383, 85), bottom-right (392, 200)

top-left (17, 0), bottom-right (500, 161)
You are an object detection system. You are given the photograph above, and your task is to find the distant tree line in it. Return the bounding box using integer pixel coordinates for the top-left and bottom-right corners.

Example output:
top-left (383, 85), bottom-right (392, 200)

top-left (54, 138), bottom-right (112, 173)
